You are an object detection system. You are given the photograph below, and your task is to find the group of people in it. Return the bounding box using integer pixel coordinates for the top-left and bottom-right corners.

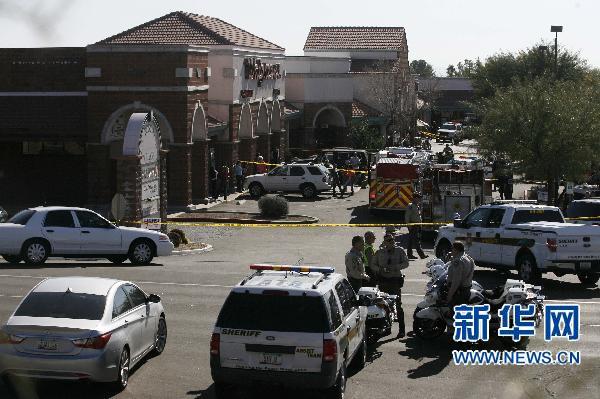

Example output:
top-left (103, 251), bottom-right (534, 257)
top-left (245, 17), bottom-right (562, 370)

top-left (209, 160), bottom-right (247, 202)
top-left (327, 152), bottom-right (362, 198)
top-left (345, 230), bottom-right (475, 339)
top-left (496, 174), bottom-right (514, 200)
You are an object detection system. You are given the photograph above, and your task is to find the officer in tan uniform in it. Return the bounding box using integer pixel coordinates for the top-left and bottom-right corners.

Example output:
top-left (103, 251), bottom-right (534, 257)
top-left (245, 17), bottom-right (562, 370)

top-left (371, 233), bottom-right (409, 338)
top-left (405, 193), bottom-right (428, 260)
top-left (447, 241), bottom-right (475, 306)
top-left (345, 236), bottom-right (370, 293)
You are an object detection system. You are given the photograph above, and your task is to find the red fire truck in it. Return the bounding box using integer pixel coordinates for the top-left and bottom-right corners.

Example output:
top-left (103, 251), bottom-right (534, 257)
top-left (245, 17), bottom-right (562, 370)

top-left (368, 157), bottom-right (421, 213)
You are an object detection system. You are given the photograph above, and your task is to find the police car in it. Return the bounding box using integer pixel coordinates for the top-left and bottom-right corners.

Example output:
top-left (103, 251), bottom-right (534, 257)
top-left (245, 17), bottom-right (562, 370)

top-left (210, 264), bottom-right (368, 398)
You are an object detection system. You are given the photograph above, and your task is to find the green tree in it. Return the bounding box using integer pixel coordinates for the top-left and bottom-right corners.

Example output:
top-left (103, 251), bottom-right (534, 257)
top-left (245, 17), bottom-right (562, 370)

top-left (410, 60), bottom-right (435, 77)
top-left (471, 43), bottom-right (588, 98)
top-left (446, 59), bottom-right (480, 77)
top-left (474, 77), bottom-right (600, 204)
top-left (349, 119), bottom-right (385, 150)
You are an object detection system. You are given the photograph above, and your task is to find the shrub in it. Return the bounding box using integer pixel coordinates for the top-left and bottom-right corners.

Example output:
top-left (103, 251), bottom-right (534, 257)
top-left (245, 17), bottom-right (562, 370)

top-left (170, 228), bottom-right (188, 244)
top-left (167, 231), bottom-right (182, 248)
top-left (258, 195), bottom-right (289, 219)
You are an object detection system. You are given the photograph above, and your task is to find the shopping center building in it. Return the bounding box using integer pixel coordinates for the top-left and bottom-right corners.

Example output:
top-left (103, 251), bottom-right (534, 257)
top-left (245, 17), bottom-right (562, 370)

top-left (0, 12), bottom-right (413, 214)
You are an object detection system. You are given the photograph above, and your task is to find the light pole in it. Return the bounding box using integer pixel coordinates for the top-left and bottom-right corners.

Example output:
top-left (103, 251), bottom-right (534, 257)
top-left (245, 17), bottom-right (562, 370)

top-left (550, 25), bottom-right (563, 76)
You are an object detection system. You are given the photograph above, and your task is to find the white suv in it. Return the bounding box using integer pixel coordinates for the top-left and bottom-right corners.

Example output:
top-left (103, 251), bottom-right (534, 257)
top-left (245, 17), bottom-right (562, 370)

top-left (210, 264), bottom-right (368, 398)
top-left (245, 163), bottom-right (331, 199)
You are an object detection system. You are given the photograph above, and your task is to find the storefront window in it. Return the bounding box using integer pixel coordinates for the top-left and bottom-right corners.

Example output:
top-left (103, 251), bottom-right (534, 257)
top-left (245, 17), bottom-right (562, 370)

top-left (22, 142), bottom-right (85, 155)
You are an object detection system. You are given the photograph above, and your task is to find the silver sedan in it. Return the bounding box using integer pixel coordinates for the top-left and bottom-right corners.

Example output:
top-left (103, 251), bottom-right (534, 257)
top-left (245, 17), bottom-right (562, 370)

top-left (0, 277), bottom-right (167, 390)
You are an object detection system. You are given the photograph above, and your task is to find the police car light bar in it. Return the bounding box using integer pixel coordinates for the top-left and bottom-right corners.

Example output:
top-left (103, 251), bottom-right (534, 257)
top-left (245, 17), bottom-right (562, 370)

top-left (250, 264), bottom-right (335, 274)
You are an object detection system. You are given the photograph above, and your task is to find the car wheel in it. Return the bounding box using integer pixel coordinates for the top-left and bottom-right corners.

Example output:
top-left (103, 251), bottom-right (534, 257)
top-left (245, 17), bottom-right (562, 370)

top-left (435, 240), bottom-right (452, 262)
top-left (577, 273), bottom-right (600, 286)
top-left (107, 255), bottom-right (128, 264)
top-left (1, 255), bottom-right (22, 264)
top-left (22, 239), bottom-right (49, 265)
top-left (128, 239), bottom-right (154, 265)
top-left (152, 316), bottom-right (168, 356)
top-left (350, 337), bottom-right (367, 371)
top-left (114, 347), bottom-right (130, 391)
top-left (517, 253), bottom-right (541, 284)
top-left (327, 363), bottom-right (346, 399)
top-left (301, 183), bottom-right (317, 199)
top-left (249, 183), bottom-right (264, 199)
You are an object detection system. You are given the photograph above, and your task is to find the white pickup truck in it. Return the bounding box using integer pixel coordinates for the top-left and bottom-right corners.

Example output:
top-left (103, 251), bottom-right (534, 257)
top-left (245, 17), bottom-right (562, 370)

top-left (435, 203), bottom-right (600, 286)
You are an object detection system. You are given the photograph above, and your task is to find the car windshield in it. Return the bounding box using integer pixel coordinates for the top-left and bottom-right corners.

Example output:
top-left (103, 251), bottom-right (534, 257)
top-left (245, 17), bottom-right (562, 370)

top-left (216, 292), bottom-right (329, 333)
top-left (441, 124), bottom-right (456, 130)
top-left (566, 202), bottom-right (600, 220)
top-left (14, 291), bottom-right (106, 320)
top-left (7, 209), bottom-right (36, 225)
top-left (511, 209), bottom-right (564, 224)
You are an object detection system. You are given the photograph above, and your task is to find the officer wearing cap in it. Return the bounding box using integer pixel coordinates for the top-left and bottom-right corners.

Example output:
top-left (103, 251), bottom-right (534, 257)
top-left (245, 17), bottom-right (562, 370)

top-left (371, 233), bottom-right (409, 338)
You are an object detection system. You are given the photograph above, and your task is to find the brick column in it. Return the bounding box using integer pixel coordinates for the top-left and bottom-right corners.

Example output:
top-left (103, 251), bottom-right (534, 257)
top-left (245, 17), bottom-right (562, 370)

top-left (191, 139), bottom-right (209, 203)
top-left (257, 133), bottom-right (272, 163)
top-left (238, 137), bottom-right (257, 166)
top-left (116, 155), bottom-right (142, 226)
top-left (213, 140), bottom-right (239, 169)
top-left (168, 143), bottom-right (193, 208)
top-left (86, 143), bottom-right (112, 210)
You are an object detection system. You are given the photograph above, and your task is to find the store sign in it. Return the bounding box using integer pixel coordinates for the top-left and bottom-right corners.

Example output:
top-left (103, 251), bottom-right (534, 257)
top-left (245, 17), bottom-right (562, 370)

top-left (243, 57), bottom-right (282, 86)
top-left (123, 112), bottom-right (161, 225)
top-left (142, 217), bottom-right (161, 231)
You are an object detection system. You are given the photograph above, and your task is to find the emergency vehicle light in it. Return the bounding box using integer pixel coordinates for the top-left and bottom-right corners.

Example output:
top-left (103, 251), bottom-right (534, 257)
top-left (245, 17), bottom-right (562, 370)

top-left (250, 264), bottom-right (335, 274)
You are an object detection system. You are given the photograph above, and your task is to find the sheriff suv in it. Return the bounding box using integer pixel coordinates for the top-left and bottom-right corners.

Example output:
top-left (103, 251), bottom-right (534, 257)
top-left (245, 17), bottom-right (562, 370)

top-left (245, 163), bottom-right (331, 199)
top-left (435, 202), bottom-right (600, 286)
top-left (210, 264), bottom-right (368, 399)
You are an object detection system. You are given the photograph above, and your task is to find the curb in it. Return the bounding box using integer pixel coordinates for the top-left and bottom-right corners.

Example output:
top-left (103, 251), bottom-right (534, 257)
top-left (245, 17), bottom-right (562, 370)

top-left (168, 212), bottom-right (319, 225)
top-left (172, 244), bottom-right (213, 255)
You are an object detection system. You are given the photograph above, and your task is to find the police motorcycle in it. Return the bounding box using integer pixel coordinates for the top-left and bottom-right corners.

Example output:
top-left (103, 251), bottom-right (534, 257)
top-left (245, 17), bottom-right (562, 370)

top-left (413, 259), bottom-right (544, 349)
top-left (357, 286), bottom-right (398, 344)
top-left (414, 259), bottom-right (484, 316)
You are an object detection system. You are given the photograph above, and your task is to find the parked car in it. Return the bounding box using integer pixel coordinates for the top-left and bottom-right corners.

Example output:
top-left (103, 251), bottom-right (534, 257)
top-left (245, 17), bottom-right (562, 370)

top-left (436, 123), bottom-right (463, 144)
top-left (435, 203), bottom-right (600, 285)
top-left (0, 207), bottom-right (7, 223)
top-left (210, 264), bottom-right (367, 398)
top-left (0, 206), bottom-right (173, 266)
top-left (318, 148), bottom-right (369, 170)
top-left (566, 199), bottom-right (600, 225)
top-left (0, 277), bottom-right (167, 390)
top-left (245, 163), bottom-right (331, 199)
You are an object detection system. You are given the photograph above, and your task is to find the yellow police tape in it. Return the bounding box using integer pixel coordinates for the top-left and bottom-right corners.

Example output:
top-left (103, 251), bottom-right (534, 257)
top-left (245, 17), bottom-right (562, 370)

top-left (128, 220), bottom-right (450, 228)
top-left (127, 215), bottom-right (597, 228)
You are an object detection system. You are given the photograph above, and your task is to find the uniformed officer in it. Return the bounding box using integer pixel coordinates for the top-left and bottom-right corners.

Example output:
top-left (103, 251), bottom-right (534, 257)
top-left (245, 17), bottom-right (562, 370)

top-left (371, 233), bottom-right (409, 338)
top-left (446, 241), bottom-right (475, 306)
top-left (345, 236), bottom-right (370, 293)
top-left (405, 194), bottom-right (428, 260)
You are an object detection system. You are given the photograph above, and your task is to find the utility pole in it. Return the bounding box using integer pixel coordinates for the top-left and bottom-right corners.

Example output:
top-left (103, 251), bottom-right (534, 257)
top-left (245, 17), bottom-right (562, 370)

top-left (550, 25), bottom-right (563, 76)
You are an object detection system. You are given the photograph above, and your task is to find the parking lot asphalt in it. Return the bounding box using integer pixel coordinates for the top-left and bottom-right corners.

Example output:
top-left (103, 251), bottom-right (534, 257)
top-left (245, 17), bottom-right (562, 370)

top-left (1, 188), bottom-right (599, 399)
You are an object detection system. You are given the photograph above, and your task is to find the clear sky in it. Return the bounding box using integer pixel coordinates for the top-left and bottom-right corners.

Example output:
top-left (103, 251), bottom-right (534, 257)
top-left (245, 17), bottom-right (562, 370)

top-left (0, 0), bottom-right (597, 75)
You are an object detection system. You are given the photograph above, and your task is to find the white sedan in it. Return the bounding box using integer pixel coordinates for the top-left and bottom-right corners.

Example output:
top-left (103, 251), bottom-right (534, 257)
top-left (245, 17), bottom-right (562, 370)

top-left (0, 277), bottom-right (167, 390)
top-left (0, 207), bottom-right (173, 266)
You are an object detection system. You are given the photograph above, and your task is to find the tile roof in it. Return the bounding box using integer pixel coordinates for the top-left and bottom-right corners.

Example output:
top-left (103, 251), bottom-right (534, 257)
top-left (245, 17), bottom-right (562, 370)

top-left (304, 27), bottom-right (406, 51)
top-left (96, 11), bottom-right (284, 51)
top-left (352, 100), bottom-right (383, 118)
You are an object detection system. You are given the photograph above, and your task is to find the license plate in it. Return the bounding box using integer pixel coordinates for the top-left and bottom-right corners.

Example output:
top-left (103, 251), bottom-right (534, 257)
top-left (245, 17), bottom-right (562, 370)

top-left (260, 353), bottom-right (282, 365)
top-left (38, 339), bottom-right (57, 351)
top-left (580, 262), bottom-right (592, 270)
